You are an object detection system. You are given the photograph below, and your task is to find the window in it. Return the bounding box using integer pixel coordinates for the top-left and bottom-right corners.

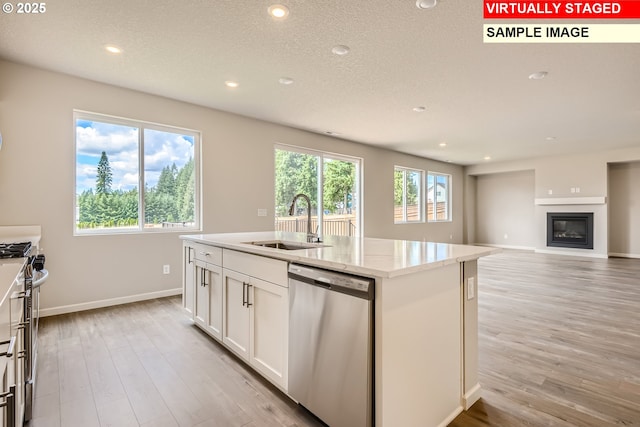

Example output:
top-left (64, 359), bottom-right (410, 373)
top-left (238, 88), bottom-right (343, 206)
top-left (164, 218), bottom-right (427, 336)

top-left (274, 145), bottom-right (361, 237)
top-left (74, 111), bottom-right (200, 234)
top-left (427, 172), bottom-right (451, 222)
top-left (394, 166), bottom-right (424, 223)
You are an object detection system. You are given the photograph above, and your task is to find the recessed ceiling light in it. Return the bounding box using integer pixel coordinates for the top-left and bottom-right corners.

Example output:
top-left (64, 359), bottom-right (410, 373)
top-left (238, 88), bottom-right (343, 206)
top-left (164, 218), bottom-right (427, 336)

top-left (528, 71), bottom-right (548, 80)
top-left (413, 106), bottom-right (426, 112)
top-left (224, 80), bottom-right (239, 88)
top-left (484, 156), bottom-right (492, 161)
top-left (268, 4), bottom-right (289, 19)
top-left (325, 131), bottom-right (341, 136)
top-left (278, 77), bottom-right (294, 85)
top-left (104, 45), bottom-right (122, 54)
top-left (446, 160), bottom-right (452, 163)
top-left (545, 136), bottom-right (556, 141)
top-left (439, 142), bottom-right (447, 147)
top-left (331, 45), bottom-right (350, 56)
top-left (416, 0), bottom-right (437, 9)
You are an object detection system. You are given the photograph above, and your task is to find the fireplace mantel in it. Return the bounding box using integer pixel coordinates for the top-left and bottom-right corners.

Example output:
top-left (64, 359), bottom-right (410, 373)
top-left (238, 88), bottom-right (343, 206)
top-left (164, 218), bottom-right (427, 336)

top-left (534, 196), bottom-right (606, 206)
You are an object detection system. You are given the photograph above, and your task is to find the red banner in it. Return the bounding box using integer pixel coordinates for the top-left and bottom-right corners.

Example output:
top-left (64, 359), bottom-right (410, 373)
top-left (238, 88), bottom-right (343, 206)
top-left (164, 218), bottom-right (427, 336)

top-left (484, 1), bottom-right (640, 19)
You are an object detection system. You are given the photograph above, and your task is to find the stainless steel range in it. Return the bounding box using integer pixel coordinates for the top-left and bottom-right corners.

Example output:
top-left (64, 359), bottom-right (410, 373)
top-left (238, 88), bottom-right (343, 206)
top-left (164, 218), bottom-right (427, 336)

top-left (0, 240), bottom-right (47, 424)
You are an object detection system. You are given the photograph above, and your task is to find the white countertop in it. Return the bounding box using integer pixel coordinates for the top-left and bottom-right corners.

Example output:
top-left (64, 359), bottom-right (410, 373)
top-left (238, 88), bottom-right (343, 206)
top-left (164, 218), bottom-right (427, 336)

top-left (181, 231), bottom-right (498, 278)
top-left (0, 225), bottom-right (42, 247)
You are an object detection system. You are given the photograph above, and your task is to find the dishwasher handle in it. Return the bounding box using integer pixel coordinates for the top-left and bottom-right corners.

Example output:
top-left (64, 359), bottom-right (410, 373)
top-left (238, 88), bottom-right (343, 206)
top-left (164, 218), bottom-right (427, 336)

top-left (288, 264), bottom-right (374, 300)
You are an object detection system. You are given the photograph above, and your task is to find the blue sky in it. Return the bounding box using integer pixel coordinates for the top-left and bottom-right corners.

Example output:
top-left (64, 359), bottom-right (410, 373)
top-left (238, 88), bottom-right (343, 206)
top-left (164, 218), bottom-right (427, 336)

top-left (76, 120), bottom-right (194, 193)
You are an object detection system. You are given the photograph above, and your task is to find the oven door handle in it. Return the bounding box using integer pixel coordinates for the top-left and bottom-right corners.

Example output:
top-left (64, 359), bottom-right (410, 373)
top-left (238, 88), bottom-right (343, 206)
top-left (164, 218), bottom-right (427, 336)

top-left (0, 336), bottom-right (16, 358)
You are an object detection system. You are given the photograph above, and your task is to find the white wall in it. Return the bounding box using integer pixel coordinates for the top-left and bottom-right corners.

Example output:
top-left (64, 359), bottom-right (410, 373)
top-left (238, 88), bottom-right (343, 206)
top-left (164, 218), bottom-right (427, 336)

top-left (0, 60), bottom-right (464, 313)
top-left (473, 170), bottom-right (535, 249)
top-left (608, 161), bottom-right (640, 257)
top-left (465, 146), bottom-right (640, 257)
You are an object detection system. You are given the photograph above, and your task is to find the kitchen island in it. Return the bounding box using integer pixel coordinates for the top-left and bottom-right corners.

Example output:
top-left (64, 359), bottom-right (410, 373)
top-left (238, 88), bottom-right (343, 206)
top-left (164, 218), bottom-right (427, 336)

top-left (180, 231), bottom-right (497, 427)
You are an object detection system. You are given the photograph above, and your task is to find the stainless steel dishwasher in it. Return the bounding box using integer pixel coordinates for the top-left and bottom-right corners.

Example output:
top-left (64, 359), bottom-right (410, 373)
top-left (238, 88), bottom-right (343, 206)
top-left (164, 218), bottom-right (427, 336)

top-left (288, 264), bottom-right (374, 427)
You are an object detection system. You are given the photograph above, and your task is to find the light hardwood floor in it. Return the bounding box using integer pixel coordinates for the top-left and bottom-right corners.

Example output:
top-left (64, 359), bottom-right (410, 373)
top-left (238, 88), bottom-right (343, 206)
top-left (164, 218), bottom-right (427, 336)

top-left (28, 297), bottom-right (324, 427)
top-left (28, 251), bottom-right (640, 426)
top-left (450, 251), bottom-right (640, 427)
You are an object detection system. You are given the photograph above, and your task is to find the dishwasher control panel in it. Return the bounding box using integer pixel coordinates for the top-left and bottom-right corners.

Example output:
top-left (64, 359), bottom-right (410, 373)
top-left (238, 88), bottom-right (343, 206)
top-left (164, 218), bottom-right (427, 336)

top-left (288, 264), bottom-right (374, 299)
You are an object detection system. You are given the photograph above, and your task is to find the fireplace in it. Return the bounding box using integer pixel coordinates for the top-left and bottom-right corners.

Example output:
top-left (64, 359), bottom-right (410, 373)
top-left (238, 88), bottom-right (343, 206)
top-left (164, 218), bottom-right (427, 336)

top-left (547, 212), bottom-right (594, 249)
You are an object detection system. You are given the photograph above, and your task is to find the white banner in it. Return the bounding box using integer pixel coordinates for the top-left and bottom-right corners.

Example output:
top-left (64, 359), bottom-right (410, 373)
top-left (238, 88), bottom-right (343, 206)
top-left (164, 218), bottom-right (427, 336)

top-left (483, 23), bottom-right (640, 43)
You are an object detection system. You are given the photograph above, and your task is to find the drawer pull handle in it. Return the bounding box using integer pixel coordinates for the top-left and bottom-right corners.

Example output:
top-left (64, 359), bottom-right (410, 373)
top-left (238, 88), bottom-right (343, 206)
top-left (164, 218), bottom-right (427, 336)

top-left (246, 284), bottom-right (253, 307)
top-left (242, 282), bottom-right (246, 306)
top-left (11, 289), bottom-right (31, 299)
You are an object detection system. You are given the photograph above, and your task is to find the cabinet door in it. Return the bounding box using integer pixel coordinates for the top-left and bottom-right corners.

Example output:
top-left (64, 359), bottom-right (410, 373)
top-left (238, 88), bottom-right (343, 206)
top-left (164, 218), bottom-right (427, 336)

top-left (194, 260), bottom-right (209, 329)
top-left (250, 277), bottom-right (288, 390)
top-left (10, 289), bottom-right (25, 427)
top-left (205, 265), bottom-right (223, 341)
top-left (182, 243), bottom-right (195, 317)
top-left (222, 269), bottom-right (250, 361)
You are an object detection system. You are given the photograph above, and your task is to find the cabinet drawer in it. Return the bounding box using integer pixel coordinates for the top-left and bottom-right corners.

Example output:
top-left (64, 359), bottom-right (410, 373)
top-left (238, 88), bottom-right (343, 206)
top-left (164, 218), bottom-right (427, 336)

top-left (223, 250), bottom-right (288, 287)
top-left (192, 243), bottom-right (222, 265)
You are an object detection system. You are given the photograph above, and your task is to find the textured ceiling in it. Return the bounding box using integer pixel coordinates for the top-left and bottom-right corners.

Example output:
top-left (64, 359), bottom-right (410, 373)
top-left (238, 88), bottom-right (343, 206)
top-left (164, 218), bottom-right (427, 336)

top-left (1, 0), bottom-right (639, 165)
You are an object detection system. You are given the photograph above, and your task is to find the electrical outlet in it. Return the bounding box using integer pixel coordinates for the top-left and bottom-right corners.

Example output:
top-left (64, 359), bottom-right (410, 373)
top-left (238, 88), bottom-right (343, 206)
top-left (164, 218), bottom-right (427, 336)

top-left (548, 189), bottom-right (553, 195)
top-left (504, 233), bottom-right (508, 239)
top-left (571, 187), bottom-right (576, 193)
top-left (163, 265), bottom-right (170, 274)
top-left (449, 234), bottom-right (453, 240)
top-left (258, 208), bottom-right (267, 217)
top-left (576, 187), bottom-right (580, 193)
top-left (467, 277), bottom-right (475, 300)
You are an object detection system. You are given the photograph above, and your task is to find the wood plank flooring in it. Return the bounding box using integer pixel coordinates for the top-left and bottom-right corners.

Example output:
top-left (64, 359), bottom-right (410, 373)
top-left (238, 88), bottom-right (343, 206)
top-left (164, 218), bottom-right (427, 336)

top-left (28, 250), bottom-right (640, 426)
top-left (28, 297), bottom-right (324, 427)
top-left (450, 251), bottom-right (640, 427)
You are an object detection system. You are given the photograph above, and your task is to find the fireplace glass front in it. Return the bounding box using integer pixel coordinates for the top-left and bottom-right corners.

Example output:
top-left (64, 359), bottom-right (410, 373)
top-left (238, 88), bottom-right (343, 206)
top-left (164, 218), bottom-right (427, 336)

top-left (546, 212), bottom-right (594, 249)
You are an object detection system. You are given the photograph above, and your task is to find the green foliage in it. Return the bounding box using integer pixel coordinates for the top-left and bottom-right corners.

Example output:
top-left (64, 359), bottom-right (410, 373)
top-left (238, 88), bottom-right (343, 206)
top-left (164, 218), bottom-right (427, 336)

top-left (176, 158), bottom-right (195, 221)
top-left (274, 150), bottom-right (318, 216)
top-left (323, 160), bottom-right (355, 214)
top-left (394, 169), bottom-right (419, 206)
top-left (394, 170), bottom-right (404, 206)
top-left (77, 188), bottom-right (138, 228)
top-left (77, 158), bottom-right (195, 230)
top-left (96, 151), bottom-right (113, 195)
top-left (275, 149), bottom-right (356, 216)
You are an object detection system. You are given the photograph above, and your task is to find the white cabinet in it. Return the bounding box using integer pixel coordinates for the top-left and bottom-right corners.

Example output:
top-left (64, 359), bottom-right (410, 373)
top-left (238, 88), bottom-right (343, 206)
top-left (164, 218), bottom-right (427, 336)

top-left (9, 286), bottom-right (25, 427)
top-left (182, 242), bottom-right (289, 390)
top-left (195, 260), bottom-right (223, 341)
top-left (221, 269), bottom-right (250, 360)
top-left (0, 261), bottom-right (26, 427)
top-left (191, 244), bottom-right (223, 342)
top-left (182, 242), bottom-right (195, 317)
top-left (222, 250), bottom-right (288, 390)
top-left (249, 276), bottom-right (288, 388)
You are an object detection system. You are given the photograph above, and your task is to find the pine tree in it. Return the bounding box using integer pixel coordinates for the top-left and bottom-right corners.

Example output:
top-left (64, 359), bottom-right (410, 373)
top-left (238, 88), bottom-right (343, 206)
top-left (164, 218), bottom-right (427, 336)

top-left (96, 151), bottom-right (113, 195)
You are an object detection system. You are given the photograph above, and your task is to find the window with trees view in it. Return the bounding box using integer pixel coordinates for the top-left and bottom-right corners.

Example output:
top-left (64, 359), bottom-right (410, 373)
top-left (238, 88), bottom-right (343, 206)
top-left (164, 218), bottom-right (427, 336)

top-left (74, 111), bottom-right (199, 234)
top-left (427, 172), bottom-right (451, 222)
top-left (274, 146), bottom-right (361, 237)
top-left (394, 166), bottom-right (424, 223)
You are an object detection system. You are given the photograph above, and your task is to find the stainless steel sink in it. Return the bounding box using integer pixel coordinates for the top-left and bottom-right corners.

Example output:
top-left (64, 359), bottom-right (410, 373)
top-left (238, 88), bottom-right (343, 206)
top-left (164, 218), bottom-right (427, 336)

top-left (244, 240), bottom-right (327, 250)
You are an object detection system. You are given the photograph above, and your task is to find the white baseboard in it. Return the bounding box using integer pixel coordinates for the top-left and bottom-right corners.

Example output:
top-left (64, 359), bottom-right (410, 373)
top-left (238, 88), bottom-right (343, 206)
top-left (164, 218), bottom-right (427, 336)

top-left (463, 383), bottom-right (482, 410)
top-left (608, 252), bottom-right (640, 259)
top-left (437, 405), bottom-right (464, 427)
top-left (534, 248), bottom-right (608, 259)
top-left (40, 288), bottom-right (182, 317)
top-left (472, 243), bottom-right (535, 251)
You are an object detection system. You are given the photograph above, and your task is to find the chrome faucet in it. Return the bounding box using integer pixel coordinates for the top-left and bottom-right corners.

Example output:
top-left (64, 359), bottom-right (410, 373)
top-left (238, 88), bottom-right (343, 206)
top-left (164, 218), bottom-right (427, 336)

top-left (288, 193), bottom-right (320, 243)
